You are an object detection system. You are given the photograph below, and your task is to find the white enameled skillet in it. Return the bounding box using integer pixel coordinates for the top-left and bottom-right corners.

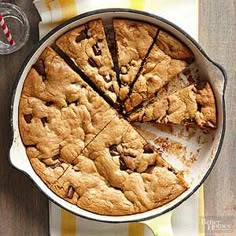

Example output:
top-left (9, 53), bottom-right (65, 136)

top-left (9, 9), bottom-right (226, 224)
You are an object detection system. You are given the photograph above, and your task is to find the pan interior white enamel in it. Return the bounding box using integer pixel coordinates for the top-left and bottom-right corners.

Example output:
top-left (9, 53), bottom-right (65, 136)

top-left (10, 10), bottom-right (225, 222)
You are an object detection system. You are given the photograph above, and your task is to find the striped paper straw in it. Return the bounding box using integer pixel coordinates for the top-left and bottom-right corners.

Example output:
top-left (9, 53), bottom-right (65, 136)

top-left (0, 12), bottom-right (15, 46)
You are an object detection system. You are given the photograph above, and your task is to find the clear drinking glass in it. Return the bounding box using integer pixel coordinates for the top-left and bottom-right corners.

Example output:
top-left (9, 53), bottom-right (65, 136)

top-left (0, 2), bottom-right (30, 54)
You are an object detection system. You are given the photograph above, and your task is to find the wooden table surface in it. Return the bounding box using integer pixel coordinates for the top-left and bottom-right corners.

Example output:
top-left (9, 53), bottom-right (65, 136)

top-left (0, 1), bottom-right (235, 235)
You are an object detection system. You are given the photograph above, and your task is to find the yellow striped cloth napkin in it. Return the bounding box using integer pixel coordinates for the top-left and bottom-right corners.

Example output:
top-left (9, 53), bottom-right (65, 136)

top-left (34, 0), bottom-right (205, 235)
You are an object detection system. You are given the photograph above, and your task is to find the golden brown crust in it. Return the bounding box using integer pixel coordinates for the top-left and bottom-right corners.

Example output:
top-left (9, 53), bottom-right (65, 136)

top-left (129, 83), bottom-right (217, 128)
top-left (56, 19), bottom-right (119, 103)
top-left (124, 44), bottom-right (188, 112)
top-left (19, 47), bottom-right (116, 162)
top-left (157, 30), bottom-right (194, 60)
top-left (51, 117), bottom-right (187, 215)
top-left (124, 30), bottom-right (194, 112)
top-left (113, 19), bottom-right (158, 100)
top-left (18, 19), bottom-right (217, 216)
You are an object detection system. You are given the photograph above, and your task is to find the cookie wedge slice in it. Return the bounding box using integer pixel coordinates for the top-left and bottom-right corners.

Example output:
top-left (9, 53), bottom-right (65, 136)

top-left (56, 19), bottom-right (119, 103)
top-left (19, 47), bottom-right (116, 164)
top-left (113, 19), bottom-right (158, 100)
top-left (51, 117), bottom-right (188, 215)
top-left (124, 30), bottom-right (194, 112)
top-left (129, 83), bottom-right (217, 128)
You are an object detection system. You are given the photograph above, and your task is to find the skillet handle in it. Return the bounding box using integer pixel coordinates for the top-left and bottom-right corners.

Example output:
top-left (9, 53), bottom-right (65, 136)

top-left (141, 212), bottom-right (173, 236)
top-left (207, 60), bottom-right (227, 94)
top-left (9, 137), bottom-right (30, 173)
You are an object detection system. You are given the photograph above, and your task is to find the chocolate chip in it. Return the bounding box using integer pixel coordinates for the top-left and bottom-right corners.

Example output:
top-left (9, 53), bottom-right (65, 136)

top-left (143, 143), bottom-right (154, 153)
top-left (92, 43), bottom-right (101, 56)
top-left (108, 85), bottom-right (114, 92)
top-left (75, 31), bottom-right (87, 43)
top-left (66, 186), bottom-right (75, 199)
top-left (45, 101), bottom-right (54, 106)
top-left (109, 144), bottom-right (119, 156)
top-left (52, 154), bottom-right (60, 160)
top-left (109, 144), bottom-right (118, 151)
top-left (32, 59), bottom-right (46, 76)
top-left (103, 74), bottom-right (112, 83)
top-left (75, 27), bottom-right (92, 43)
top-left (167, 166), bottom-right (177, 174)
top-left (88, 58), bottom-right (97, 67)
top-left (145, 165), bottom-right (155, 174)
top-left (41, 117), bottom-right (48, 126)
top-left (120, 65), bottom-right (128, 75)
top-left (119, 156), bottom-right (128, 170)
top-left (197, 102), bottom-right (203, 111)
top-left (24, 114), bottom-right (33, 124)
top-left (50, 162), bottom-right (61, 169)
top-left (195, 80), bottom-right (207, 90)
